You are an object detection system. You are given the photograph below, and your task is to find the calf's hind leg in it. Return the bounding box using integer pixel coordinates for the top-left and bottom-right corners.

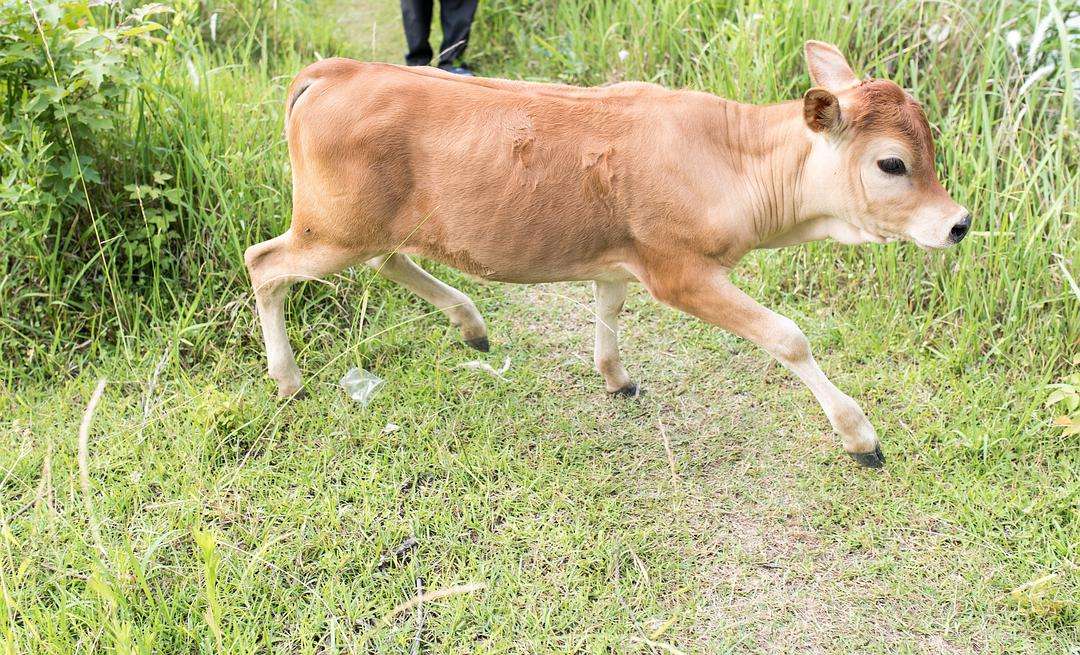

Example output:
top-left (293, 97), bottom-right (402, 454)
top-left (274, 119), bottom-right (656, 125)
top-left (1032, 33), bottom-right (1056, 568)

top-left (245, 232), bottom-right (361, 398)
top-left (367, 253), bottom-right (489, 351)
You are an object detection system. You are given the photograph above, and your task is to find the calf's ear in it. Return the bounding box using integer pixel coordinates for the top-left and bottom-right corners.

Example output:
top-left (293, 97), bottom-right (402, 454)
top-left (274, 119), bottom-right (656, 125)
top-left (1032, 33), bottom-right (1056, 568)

top-left (804, 40), bottom-right (859, 92)
top-left (803, 88), bottom-right (842, 132)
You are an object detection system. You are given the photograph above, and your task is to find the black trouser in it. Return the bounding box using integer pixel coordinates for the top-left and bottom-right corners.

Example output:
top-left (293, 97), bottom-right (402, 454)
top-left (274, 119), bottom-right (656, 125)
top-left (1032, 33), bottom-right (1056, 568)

top-left (400, 0), bottom-right (478, 67)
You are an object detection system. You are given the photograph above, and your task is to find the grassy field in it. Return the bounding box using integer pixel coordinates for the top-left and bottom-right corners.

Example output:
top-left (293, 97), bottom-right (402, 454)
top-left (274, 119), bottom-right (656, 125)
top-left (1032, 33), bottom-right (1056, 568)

top-left (1, 0), bottom-right (1077, 652)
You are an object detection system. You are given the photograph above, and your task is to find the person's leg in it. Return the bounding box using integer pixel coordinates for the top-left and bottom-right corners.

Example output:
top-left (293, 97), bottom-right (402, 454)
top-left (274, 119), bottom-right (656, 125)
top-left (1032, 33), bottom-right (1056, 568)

top-left (436, 0), bottom-right (478, 66)
top-left (400, 0), bottom-right (434, 66)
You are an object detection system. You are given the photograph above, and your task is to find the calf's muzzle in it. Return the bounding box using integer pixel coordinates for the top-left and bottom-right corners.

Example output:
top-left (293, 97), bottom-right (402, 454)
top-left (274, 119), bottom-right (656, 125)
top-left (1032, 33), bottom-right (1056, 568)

top-left (948, 213), bottom-right (972, 244)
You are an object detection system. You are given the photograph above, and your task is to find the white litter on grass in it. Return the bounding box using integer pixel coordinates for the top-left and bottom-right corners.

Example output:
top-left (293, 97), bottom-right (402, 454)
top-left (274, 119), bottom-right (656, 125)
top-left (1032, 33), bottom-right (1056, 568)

top-left (455, 356), bottom-right (511, 381)
top-left (382, 422), bottom-right (400, 434)
top-left (340, 367), bottom-right (384, 405)
top-left (926, 22), bottom-right (950, 44)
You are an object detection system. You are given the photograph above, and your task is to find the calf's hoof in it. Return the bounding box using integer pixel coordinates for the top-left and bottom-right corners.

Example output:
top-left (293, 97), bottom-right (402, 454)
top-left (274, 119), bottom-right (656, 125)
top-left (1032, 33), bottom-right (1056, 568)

top-left (277, 385), bottom-right (307, 400)
top-left (611, 383), bottom-right (641, 399)
top-left (465, 336), bottom-right (490, 352)
top-left (847, 445), bottom-right (885, 469)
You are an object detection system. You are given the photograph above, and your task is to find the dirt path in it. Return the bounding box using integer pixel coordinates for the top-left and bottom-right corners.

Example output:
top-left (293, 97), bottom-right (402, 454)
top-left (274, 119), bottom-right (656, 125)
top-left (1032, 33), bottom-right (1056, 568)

top-left (503, 281), bottom-right (1030, 654)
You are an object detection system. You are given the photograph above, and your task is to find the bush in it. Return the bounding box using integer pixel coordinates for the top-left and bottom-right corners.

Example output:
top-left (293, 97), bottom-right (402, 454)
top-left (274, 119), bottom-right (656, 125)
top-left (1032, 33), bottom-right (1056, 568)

top-left (1, 1), bottom-right (174, 372)
top-left (0, 0), bottom-right (344, 379)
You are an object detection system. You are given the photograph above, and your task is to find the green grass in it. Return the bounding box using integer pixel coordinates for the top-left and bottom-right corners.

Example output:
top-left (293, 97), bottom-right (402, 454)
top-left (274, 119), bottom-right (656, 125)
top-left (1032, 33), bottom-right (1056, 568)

top-left (1, 0), bottom-right (1077, 652)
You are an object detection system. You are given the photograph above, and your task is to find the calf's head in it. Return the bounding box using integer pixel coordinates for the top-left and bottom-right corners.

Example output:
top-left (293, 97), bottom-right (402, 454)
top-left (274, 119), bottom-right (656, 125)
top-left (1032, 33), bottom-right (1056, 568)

top-left (801, 40), bottom-right (970, 248)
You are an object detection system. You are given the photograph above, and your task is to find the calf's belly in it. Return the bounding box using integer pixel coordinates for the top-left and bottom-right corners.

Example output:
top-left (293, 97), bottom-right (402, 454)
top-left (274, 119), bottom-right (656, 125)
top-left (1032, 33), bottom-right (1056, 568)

top-left (391, 184), bottom-right (638, 283)
top-left (399, 241), bottom-right (639, 284)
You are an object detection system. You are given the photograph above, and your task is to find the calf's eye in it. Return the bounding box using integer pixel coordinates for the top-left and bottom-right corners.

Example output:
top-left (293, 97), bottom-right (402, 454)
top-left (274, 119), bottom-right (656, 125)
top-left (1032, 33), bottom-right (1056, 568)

top-left (877, 158), bottom-right (906, 175)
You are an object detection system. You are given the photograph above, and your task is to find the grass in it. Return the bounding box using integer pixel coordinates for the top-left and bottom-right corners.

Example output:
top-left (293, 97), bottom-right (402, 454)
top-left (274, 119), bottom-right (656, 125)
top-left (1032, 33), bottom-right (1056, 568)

top-left (1, 0), bottom-right (1078, 652)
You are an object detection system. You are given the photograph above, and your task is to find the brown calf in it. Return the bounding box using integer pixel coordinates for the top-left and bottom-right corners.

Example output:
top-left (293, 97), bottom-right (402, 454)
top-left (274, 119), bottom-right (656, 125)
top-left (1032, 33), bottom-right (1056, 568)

top-left (245, 41), bottom-right (969, 468)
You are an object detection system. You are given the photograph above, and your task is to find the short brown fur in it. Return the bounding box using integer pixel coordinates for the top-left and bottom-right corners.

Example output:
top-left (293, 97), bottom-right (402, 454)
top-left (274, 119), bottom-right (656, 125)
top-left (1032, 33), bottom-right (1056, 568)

top-left (246, 42), bottom-right (968, 467)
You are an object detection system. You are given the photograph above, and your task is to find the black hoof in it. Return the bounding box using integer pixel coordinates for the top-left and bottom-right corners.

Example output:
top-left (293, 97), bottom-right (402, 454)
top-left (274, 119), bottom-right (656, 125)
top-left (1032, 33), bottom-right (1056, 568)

top-left (465, 336), bottom-right (490, 352)
top-left (281, 387), bottom-right (307, 401)
top-left (612, 383), bottom-right (641, 399)
top-left (848, 445), bottom-right (885, 469)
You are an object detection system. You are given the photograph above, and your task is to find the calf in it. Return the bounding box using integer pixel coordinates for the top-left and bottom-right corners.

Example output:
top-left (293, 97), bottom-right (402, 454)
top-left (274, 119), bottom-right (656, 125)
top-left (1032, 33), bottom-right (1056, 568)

top-left (245, 41), bottom-right (969, 468)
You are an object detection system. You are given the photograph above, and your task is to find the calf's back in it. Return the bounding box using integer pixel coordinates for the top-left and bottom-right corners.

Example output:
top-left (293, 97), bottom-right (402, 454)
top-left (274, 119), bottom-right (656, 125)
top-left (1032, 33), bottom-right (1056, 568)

top-left (286, 59), bottom-right (726, 283)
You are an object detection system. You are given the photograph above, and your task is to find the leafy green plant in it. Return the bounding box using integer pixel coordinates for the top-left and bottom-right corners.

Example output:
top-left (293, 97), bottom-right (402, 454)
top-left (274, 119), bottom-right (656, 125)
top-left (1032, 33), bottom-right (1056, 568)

top-left (1, 0), bottom-right (166, 211)
top-left (123, 170), bottom-right (184, 261)
top-left (0, 0), bottom-right (169, 371)
top-left (0, 0), bottom-right (346, 380)
top-left (1046, 359), bottom-right (1080, 436)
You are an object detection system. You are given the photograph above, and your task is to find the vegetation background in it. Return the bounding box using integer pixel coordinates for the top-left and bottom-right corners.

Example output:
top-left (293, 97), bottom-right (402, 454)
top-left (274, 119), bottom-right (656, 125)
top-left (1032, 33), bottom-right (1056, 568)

top-left (0, 0), bottom-right (1076, 652)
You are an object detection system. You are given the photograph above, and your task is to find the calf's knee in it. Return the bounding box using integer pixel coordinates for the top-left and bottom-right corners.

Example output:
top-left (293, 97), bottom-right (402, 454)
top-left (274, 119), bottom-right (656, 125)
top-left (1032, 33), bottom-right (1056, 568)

top-left (245, 241), bottom-right (282, 292)
top-left (770, 317), bottom-right (811, 365)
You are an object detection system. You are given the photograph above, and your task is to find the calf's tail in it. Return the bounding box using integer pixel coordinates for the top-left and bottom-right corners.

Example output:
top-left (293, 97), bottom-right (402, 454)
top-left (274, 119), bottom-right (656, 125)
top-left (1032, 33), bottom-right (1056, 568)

top-left (284, 76), bottom-right (315, 129)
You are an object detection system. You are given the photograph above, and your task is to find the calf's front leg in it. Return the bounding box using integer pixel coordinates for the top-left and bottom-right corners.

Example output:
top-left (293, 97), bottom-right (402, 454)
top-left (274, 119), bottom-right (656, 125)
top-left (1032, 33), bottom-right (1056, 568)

top-left (651, 266), bottom-right (883, 467)
top-left (594, 280), bottom-right (637, 396)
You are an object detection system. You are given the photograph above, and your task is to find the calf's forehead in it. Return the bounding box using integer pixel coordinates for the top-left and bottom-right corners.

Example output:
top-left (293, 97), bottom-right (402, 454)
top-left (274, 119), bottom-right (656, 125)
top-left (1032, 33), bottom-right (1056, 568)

top-left (846, 80), bottom-right (936, 165)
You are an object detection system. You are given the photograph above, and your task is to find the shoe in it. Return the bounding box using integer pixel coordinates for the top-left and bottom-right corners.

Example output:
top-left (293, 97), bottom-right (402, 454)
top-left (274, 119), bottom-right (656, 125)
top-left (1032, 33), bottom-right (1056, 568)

top-left (438, 63), bottom-right (474, 76)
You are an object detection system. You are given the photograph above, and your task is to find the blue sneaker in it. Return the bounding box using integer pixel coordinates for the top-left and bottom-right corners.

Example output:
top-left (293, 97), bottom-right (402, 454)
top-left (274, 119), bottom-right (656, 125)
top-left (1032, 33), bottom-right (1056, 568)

top-left (438, 63), bottom-right (475, 76)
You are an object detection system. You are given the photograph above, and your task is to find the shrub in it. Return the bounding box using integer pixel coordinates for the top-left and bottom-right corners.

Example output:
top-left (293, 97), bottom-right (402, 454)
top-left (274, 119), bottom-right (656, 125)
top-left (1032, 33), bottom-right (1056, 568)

top-left (0, 0), bottom-right (345, 379)
top-left (0, 0), bottom-right (170, 372)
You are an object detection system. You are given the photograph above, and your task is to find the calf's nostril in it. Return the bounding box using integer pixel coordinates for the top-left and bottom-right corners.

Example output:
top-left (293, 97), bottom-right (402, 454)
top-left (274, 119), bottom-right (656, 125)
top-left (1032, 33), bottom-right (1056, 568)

top-left (949, 213), bottom-right (971, 243)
